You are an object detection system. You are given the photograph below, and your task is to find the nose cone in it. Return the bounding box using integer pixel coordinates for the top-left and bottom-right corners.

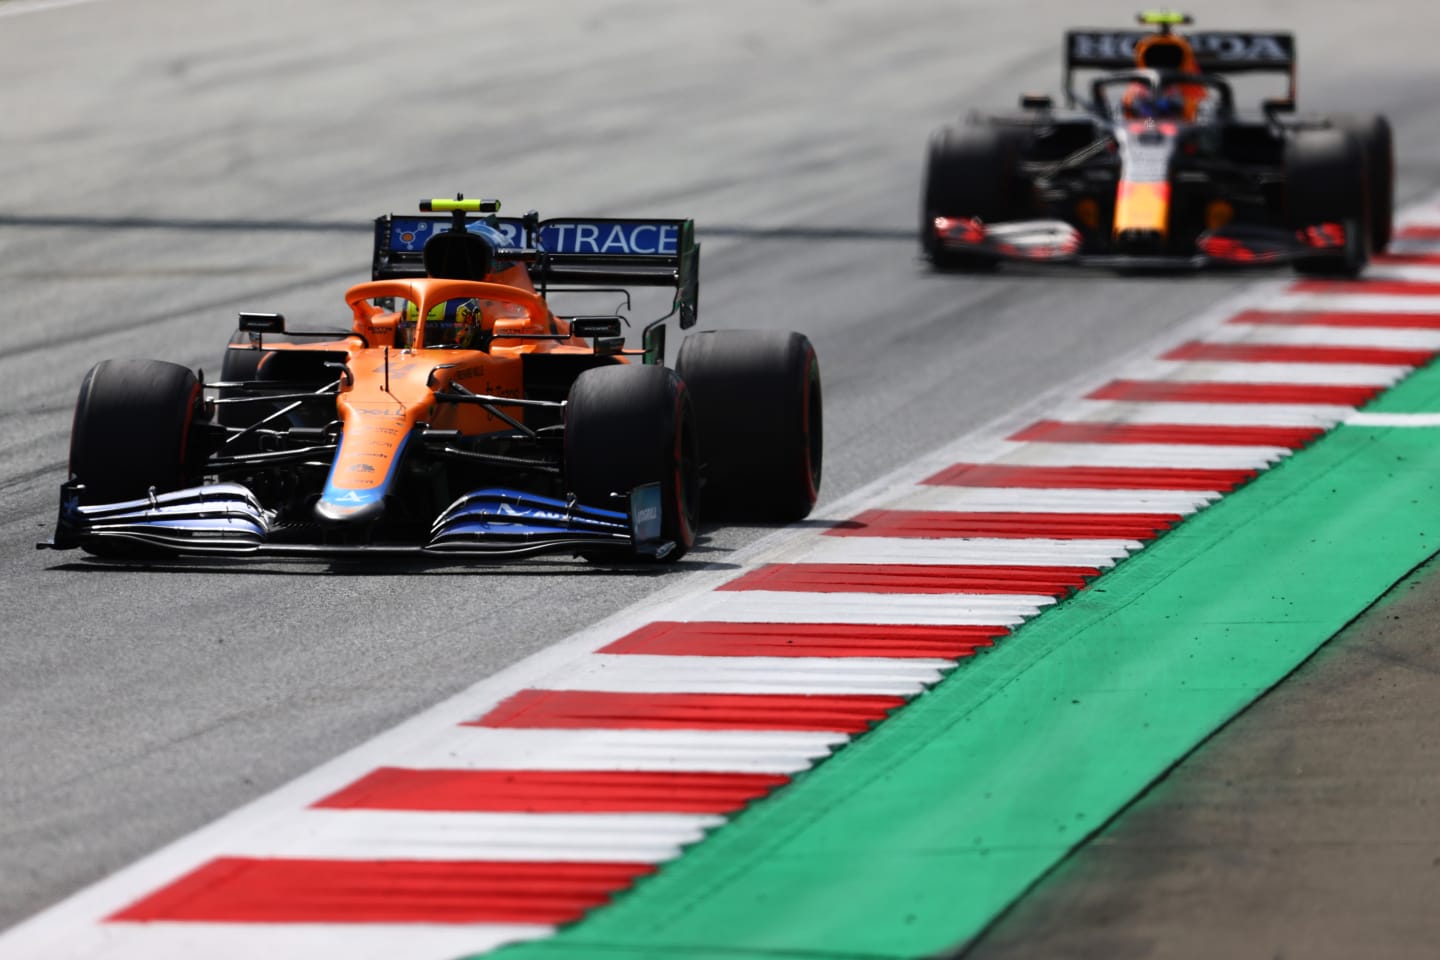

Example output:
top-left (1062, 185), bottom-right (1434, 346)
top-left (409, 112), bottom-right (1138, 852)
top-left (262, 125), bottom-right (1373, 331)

top-left (315, 486), bottom-right (387, 526)
top-left (316, 419), bottom-right (412, 528)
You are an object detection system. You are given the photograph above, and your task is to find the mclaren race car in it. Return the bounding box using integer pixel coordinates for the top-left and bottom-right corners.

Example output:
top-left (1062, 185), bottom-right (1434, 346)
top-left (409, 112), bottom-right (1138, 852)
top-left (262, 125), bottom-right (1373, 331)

top-left (41, 197), bottom-right (823, 562)
top-left (921, 11), bottom-right (1394, 273)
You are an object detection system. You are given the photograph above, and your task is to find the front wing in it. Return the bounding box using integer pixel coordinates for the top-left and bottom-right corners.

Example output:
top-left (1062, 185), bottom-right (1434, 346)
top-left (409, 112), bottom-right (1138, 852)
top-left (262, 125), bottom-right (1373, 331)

top-left (930, 217), bottom-right (1354, 270)
top-left (38, 483), bottom-right (672, 561)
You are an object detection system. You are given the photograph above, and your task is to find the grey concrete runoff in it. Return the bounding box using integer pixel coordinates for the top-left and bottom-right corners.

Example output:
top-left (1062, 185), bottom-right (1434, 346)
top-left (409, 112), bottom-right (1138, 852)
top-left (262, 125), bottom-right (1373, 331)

top-left (961, 557), bottom-right (1440, 960)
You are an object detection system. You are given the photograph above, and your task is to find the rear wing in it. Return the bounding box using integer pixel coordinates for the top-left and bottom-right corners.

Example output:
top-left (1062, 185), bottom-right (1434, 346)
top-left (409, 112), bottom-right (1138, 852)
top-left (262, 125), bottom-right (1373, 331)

top-left (372, 214), bottom-right (699, 328)
top-left (1063, 29), bottom-right (1296, 104)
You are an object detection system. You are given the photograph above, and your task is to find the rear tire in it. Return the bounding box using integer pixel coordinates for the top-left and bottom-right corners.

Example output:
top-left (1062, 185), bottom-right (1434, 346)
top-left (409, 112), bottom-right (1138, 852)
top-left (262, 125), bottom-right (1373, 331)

top-left (1286, 128), bottom-right (1370, 277)
top-left (921, 123), bottom-right (1021, 271)
top-left (1330, 113), bottom-right (1394, 253)
top-left (565, 364), bottom-right (699, 561)
top-left (677, 329), bottom-right (822, 522)
top-left (69, 359), bottom-right (206, 505)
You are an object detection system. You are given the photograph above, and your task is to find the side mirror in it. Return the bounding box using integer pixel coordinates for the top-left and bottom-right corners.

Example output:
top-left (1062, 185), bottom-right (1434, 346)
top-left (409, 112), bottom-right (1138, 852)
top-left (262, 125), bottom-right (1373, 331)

top-left (570, 316), bottom-right (624, 340)
top-left (1020, 92), bottom-right (1053, 111)
top-left (238, 312), bottom-right (285, 334)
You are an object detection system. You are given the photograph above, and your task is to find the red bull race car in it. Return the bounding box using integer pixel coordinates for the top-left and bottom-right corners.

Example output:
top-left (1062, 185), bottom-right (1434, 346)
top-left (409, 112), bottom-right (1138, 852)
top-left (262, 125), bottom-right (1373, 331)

top-left (921, 11), bottom-right (1394, 274)
top-left (41, 198), bottom-right (823, 563)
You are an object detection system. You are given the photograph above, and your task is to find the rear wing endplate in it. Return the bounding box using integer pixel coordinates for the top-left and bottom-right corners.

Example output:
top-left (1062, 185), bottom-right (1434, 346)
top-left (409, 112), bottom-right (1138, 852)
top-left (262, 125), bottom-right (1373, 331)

top-left (1063, 29), bottom-right (1296, 104)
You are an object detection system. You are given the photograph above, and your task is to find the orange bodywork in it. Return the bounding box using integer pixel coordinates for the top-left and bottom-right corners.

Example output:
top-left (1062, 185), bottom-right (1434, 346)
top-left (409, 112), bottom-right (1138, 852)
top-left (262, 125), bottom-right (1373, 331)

top-left (237, 272), bottom-right (607, 522)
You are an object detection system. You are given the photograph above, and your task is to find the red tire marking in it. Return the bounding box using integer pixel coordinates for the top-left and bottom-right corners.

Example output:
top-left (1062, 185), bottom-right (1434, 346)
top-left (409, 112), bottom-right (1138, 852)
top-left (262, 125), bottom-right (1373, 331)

top-left (830, 510), bottom-right (1180, 540)
top-left (599, 621), bottom-right (1004, 659)
top-left (469, 690), bottom-right (906, 733)
top-left (923, 462), bottom-right (1256, 491)
top-left (717, 563), bottom-right (1096, 597)
top-left (314, 769), bottom-right (789, 814)
top-left (109, 857), bottom-right (654, 925)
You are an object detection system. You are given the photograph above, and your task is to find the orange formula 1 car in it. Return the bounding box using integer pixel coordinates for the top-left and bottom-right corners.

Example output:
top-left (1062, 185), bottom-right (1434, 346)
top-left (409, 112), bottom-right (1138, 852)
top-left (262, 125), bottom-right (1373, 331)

top-left (921, 12), bottom-right (1393, 274)
top-left (41, 198), bottom-right (822, 562)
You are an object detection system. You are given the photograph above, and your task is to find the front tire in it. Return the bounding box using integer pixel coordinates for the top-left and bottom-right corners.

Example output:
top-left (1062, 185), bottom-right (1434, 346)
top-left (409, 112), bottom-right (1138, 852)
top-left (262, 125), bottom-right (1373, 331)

top-left (921, 123), bottom-right (1021, 270)
top-left (1330, 113), bottom-right (1394, 253)
top-left (69, 358), bottom-right (207, 505)
top-left (565, 364), bottom-right (699, 561)
top-left (677, 329), bottom-right (822, 523)
top-left (1286, 128), bottom-right (1370, 277)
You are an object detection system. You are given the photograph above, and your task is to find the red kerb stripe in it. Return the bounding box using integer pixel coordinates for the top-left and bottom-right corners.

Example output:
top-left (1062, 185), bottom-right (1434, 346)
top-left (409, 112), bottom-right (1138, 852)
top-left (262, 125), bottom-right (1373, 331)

top-left (1396, 225), bottom-right (1440, 240)
top-left (717, 563), bottom-right (1095, 596)
top-left (315, 768), bottom-right (788, 814)
top-left (1009, 420), bottom-right (1321, 448)
top-left (923, 462), bottom-right (1255, 491)
top-left (600, 621), bottom-right (1005, 659)
top-left (829, 510), bottom-right (1180, 540)
top-left (1163, 340), bottom-right (1431, 365)
top-left (1088, 379), bottom-right (1379, 406)
top-left (1374, 253), bottom-right (1440, 266)
top-left (469, 689), bottom-right (906, 733)
top-left (1230, 308), bottom-right (1440, 329)
top-left (108, 857), bottom-right (654, 924)
top-left (1289, 279), bottom-right (1440, 296)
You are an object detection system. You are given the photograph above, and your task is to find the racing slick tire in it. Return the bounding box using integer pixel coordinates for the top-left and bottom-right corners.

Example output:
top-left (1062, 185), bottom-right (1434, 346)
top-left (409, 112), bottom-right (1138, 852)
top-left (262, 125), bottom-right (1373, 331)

top-left (69, 358), bottom-right (207, 506)
top-left (1330, 113), bottom-right (1394, 253)
top-left (565, 363), bottom-right (700, 562)
top-left (921, 123), bottom-right (1021, 271)
top-left (676, 329), bottom-right (822, 523)
top-left (1285, 128), bottom-right (1370, 277)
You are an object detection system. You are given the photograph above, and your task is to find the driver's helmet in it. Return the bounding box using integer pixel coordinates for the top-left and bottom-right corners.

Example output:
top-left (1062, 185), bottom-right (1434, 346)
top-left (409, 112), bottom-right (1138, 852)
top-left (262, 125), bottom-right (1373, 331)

top-left (1122, 85), bottom-right (1186, 120)
top-left (398, 297), bottom-right (483, 348)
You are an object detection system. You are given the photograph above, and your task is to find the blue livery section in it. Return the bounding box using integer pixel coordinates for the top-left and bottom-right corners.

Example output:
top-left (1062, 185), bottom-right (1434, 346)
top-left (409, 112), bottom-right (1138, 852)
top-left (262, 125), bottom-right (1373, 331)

top-left (387, 218), bottom-right (686, 257)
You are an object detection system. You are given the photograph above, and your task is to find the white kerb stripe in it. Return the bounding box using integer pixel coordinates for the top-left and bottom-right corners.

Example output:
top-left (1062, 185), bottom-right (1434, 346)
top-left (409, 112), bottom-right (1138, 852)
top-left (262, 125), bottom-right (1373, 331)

top-left (884, 484), bottom-right (1218, 515)
top-left (988, 440), bottom-right (1289, 470)
top-left (1124, 358), bottom-right (1410, 386)
top-left (1345, 412), bottom-right (1440, 427)
top-left (540, 654), bottom-right (953, 696)
top-left (1206, 323), bottom-right (1440, 350)
top-left (1056, 400), bottom-right (1352, 427)
top-left (222, 809), bottom-right (724, 863)
top-left (793, 536), bottom-right (1140, 567)
top-left (1338, 263), bottom-right (1440, 283)
top-left (664, 590), bottom-right (1054, 626)
top-left (397, 728), bottom-right (849, 774)
top-left (1266, 292), bottom-right (1440, 314)
top-left (23, 923), bottom-right (553, 960)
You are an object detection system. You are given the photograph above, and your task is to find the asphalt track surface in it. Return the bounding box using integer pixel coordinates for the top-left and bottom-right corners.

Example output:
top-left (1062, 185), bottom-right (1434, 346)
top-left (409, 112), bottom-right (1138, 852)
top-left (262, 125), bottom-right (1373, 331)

top-left (2, 0), bottom-right (1439, 952)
